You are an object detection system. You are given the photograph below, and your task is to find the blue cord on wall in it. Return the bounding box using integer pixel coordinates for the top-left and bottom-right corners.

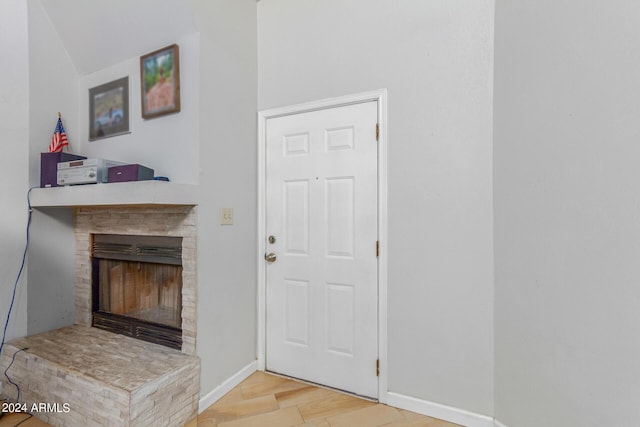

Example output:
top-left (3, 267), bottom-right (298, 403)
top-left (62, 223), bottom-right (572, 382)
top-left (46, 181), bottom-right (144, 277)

top-left (0, 187), bottom-right (35, 358)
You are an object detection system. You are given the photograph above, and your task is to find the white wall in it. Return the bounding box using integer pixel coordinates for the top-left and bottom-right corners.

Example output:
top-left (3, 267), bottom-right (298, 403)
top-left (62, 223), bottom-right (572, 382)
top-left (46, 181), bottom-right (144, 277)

top-left (39, 0), bottom-right (197, 76)
top-left (258, 0), bottom-right (495, 415)
top-left (494, 1), bottom-right (640, 425)
top-left (190, 0), bottom-right (258, 396)
top-left (0, 0), bottom-right (29, 350)
top-left (25, 0), bottom-right (80, 335)
top-left (77, 33), bottom-right (200, 183)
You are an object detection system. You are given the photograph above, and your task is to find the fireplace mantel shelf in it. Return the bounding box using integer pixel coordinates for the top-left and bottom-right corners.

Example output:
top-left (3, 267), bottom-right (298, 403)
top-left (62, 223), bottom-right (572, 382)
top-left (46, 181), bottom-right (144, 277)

top-left (30, 181), bottom-right (199, 208)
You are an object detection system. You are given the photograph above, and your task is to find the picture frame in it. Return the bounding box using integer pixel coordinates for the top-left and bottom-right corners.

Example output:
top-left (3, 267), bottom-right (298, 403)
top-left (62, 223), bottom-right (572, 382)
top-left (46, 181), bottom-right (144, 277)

top-left (140, 44), bottom-right (181, 119)
top-left (89, 76), bottom-right (130, 141)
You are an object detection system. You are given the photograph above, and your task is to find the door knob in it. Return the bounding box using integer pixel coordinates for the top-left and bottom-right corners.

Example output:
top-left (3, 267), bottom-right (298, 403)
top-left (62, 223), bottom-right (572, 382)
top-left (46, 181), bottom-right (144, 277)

top-left (265, 253), bottom-right (277, 263)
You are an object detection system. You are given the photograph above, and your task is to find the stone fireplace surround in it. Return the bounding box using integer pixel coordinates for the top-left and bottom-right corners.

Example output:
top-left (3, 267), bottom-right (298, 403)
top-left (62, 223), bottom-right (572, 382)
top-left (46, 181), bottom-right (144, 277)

top-left (0, 204), bottom-right (200, 426)
top-left (75, 205), bottom-right (198, 355)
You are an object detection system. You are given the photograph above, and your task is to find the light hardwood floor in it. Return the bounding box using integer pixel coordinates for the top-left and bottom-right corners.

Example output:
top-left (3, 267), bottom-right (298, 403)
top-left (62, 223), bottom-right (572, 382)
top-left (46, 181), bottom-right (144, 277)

top-left (186, 371), bottom-right (461, 427)
top-left (0, 412), bottom-right (50, 427)
top-left (1, 371), bottom-right (462, 427)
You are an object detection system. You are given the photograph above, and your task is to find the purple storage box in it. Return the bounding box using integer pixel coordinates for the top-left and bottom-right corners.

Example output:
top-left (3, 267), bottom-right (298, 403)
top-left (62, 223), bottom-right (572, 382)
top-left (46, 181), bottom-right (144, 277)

top-left (40, 152), bottom-right (86, 188)
top-left (108, 164), bottom-right (154, 183)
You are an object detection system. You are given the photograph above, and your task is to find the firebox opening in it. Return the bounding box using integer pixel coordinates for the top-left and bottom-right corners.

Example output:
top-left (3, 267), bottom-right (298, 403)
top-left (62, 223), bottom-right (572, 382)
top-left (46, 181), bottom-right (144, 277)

top-left (91, 234), bottom-right (183, 350)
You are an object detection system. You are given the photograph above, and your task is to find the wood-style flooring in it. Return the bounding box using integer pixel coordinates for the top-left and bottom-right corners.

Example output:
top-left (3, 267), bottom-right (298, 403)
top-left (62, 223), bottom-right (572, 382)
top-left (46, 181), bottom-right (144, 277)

top-left (1, 371), bottom-right (462, 427)
top-left (0, 412), bottom-right (49, 427)
top-left (186, 371), bottom-right (461, 427)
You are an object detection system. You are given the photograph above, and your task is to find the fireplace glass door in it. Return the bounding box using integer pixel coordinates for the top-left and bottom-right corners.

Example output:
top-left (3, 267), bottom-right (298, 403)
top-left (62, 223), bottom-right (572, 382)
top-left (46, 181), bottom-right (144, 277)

top-left (91, 234), bottom-right (183, 349)
top-left (98, 260), bottom-right (182, 329)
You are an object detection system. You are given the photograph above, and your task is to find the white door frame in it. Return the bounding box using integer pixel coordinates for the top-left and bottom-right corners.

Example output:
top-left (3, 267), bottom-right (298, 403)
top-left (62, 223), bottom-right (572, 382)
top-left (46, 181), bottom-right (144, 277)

top-left (257, 89), bottom-right (388, 403)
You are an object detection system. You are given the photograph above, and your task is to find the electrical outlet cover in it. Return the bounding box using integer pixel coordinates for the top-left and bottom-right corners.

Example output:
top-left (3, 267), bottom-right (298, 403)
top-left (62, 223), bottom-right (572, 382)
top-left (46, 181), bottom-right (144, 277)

top-left (220, 208), bottom-right (233, 225)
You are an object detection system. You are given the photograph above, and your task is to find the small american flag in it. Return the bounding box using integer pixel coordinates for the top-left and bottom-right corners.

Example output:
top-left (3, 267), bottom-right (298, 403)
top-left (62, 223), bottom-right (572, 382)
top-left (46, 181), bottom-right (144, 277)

top-left (48, 116), bottom-right (69, 153)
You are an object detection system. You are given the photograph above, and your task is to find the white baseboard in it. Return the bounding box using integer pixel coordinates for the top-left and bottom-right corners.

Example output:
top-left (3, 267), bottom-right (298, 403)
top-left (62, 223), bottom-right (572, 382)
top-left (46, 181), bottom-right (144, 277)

top-left (386, 392), bottom-right (494, 427)
top-left (197, 364), bottom-right (503, 427)
top-left (198, 360), bottom-right (258, 413)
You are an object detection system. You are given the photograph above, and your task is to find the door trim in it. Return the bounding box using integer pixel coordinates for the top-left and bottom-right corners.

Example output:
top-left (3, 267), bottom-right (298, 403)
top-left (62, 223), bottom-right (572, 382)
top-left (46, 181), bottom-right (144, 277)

top-left (257, 89), bottom-right (388, 402)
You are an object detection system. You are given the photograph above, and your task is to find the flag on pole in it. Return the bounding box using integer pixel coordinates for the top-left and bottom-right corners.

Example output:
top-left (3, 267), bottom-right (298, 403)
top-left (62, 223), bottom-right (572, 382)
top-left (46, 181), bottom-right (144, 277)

top-left (48, 114), bottom-right (69, 153)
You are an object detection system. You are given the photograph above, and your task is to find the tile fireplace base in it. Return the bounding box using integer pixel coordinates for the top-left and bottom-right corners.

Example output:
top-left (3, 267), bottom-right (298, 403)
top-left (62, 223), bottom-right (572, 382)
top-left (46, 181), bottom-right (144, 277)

top-left (0, 325), bottom-right (199, 427)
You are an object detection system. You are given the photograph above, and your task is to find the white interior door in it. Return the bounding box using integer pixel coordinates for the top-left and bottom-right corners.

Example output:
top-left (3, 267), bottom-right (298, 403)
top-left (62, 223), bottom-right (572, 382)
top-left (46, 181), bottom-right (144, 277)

top-left (265, 101), bottom-right (379, 398)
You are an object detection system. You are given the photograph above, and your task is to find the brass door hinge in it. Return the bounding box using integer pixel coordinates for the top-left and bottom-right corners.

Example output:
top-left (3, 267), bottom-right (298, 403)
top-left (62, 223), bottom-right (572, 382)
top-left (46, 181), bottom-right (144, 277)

top-left (376, 241), bottom-right (379, 257)
top-left (376, 123), bottom-right (379, 141)
top-left (376, 359), bottom-right (380, 376)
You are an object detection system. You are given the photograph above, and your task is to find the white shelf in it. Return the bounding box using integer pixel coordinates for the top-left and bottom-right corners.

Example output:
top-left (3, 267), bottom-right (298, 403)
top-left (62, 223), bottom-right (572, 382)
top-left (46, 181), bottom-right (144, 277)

top-left (30, 181), bottom-right (199, 208)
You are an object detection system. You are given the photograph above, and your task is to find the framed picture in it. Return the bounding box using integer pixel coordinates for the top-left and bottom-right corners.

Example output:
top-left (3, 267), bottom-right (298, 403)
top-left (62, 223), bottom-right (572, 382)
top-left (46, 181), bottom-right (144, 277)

top-left (89, 76), bottom-right (130, 141)
top-left (140, 44), bottom-right (180, 119)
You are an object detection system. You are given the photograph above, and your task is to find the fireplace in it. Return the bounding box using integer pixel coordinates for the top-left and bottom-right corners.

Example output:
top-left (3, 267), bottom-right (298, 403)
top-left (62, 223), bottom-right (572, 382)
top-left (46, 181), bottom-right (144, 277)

top-left (75, 205), bottom-right (197, 355)
top-left (91, 234), bottom-right (183, 349)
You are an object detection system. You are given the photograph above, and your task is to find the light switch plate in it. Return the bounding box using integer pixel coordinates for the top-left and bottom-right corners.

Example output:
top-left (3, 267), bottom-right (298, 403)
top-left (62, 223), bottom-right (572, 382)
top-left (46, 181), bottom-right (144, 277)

top-left (220, 208), bottom-right (233, 225)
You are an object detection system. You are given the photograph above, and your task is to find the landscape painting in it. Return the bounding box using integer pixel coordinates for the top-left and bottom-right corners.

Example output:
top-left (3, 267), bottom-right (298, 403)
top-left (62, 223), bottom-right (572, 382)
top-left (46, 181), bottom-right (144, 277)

top-left (141, 44), bottom-right (180, 119)
top-left (89, 76), bottom-right (130, 141)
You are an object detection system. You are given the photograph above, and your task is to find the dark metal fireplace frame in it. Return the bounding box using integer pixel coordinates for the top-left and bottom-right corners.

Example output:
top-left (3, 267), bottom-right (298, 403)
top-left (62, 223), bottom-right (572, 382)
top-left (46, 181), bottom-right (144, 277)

top-left (91, 234), bottom-right (183, 350)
